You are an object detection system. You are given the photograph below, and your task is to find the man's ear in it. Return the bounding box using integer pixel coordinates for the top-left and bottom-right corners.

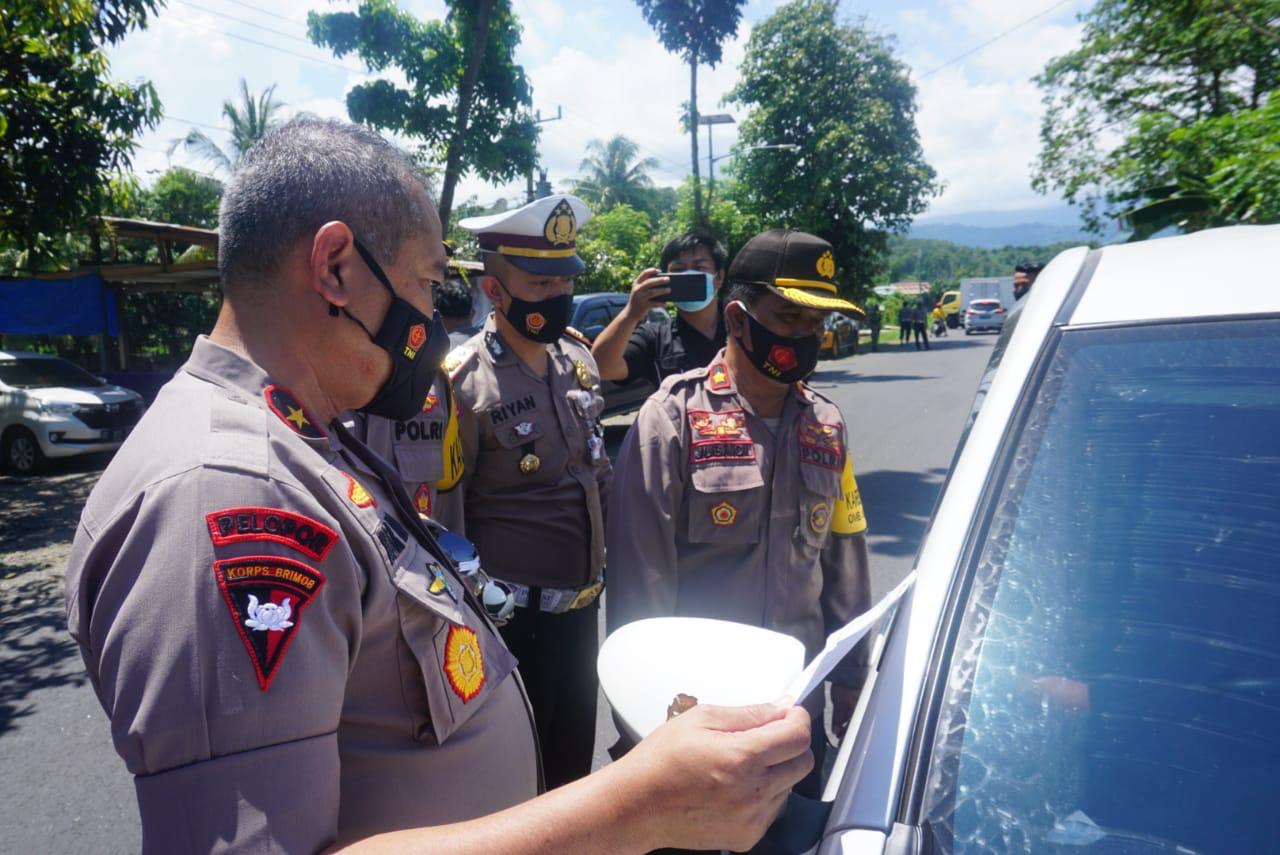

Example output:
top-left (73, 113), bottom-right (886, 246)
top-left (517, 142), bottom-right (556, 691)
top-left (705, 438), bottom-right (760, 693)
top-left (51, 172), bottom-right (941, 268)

top-left (724, 300), bottom-right (750, 349)
top-left (478, 274), bottom-right (504, 308)
top-left (711, 268), bottom-right (725, 289)
top-left (310, 221), bottom-right (357, 310)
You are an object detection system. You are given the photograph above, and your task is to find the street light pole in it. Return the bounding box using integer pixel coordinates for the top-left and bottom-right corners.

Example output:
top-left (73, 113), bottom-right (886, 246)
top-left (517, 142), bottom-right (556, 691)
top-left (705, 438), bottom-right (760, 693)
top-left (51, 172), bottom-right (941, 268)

top-left (698, 113), bottom-right (734, 209)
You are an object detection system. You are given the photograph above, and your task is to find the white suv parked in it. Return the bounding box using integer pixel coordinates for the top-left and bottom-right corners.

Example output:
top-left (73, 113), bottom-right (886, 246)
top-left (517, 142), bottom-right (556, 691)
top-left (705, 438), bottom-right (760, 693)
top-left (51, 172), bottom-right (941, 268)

top-left (0, 351), bottom-right (145, 475)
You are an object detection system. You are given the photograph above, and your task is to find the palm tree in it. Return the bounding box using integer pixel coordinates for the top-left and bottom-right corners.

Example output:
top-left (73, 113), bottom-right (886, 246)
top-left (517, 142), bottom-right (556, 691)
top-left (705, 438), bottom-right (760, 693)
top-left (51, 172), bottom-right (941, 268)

top-left (168, 79), bottom-right (285, 173)
top-left (574, 136), bottom-right (659, 212)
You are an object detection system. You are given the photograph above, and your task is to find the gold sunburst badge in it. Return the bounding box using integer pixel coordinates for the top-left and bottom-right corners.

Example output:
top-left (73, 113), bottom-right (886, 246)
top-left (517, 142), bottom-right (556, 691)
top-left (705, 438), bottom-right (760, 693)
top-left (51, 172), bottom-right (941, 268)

top-left (444, 625), bottom-right (486, 703)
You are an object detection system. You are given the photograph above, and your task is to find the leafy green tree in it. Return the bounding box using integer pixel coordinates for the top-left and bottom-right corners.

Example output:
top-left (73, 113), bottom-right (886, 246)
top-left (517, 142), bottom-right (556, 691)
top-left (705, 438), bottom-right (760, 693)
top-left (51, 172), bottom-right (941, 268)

top-left (634, 0), bottom-right (747, 226)
top-left (1033, 0), bottom-right (1280, 235)
top-left (168, 79), bottom-right (284, 173)
top-left (0, 0), bottom-right (163, 266)
top-left (574, 136), bottom-right (659, 213)
top-left (726, 0), bottom-right (937, 297)
top-left (654, 176), bottom-right (760, 260)
top-left (576, 204), bottom-right (654, 293)
top-left (308, 0), bottom-right (539, 230)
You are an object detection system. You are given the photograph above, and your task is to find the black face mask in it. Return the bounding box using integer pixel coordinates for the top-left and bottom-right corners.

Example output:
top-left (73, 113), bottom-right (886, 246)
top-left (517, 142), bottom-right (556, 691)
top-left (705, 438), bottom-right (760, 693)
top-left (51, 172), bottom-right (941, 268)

top-left (495, 276), bottom-right (573, 343)
top-left (733, 303), bottom-right (821, 384)
top-left (339, 239), bottom-right (450, 421)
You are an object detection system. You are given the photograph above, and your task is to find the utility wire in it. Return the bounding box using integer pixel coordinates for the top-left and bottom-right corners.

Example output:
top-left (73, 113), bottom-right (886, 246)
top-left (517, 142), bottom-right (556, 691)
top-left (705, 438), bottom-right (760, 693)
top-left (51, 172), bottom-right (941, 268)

top-left (918, 0), bottom-right (1076, 79)
top-left (175, 0), bottom-right (313, 46)
top-left (216, 0), bottom-right (307, 25)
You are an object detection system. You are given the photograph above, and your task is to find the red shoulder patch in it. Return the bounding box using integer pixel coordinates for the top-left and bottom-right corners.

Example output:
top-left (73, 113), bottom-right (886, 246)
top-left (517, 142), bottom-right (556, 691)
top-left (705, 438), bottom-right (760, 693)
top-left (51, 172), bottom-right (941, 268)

top-left (213, 556), bottom-right (325, 691)
top-left (707, 360), bottom-right (732, 391)
top-left (206, 507), bottom-right (339, 561)
top-left (263, 385), bottom-right (325, 439)
top-left (797, 418), bottom-right (843, 470)
top-left (562, 325), bottom-right (593, 348)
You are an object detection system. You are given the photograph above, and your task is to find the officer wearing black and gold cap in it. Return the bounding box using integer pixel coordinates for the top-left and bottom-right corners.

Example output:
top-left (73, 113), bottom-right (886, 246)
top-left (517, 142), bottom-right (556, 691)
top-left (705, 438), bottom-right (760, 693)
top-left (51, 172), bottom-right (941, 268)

top-left (433, 194), bottom-right (610, 789)
top-left (607, 228), bottom-right (872, 796)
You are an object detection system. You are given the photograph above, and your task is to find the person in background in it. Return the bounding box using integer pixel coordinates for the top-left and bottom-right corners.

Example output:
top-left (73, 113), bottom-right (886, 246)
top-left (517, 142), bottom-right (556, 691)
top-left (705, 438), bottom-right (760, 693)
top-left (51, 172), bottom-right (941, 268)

top-left (437, 276), bottom-right (483, 347)
top-left (591, 232), bottom-right (729, 388)
top-left (931, 301), bottom-right (948, 337)
top-left (866, 301), bottom-right (882, 352)
top-left (913, 299), bottom-right (930, 351)
top-left (1013, 261), bottom-right (1044, 303)
top-left (898, 301), bottom-right (914, 346)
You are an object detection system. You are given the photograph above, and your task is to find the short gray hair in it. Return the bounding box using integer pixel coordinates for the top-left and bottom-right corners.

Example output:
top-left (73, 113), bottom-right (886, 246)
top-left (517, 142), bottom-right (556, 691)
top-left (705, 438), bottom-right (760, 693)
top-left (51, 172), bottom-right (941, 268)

top-left (219, 117), bottom-right (433, 288)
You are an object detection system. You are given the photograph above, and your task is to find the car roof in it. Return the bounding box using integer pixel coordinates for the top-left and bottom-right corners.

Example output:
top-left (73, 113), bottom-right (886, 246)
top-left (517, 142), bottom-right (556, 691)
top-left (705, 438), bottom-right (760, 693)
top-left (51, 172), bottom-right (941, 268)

top-left (1071, 224), bottom-right (1280, 326)
top-left (572, 292), bottom-right (625, 304)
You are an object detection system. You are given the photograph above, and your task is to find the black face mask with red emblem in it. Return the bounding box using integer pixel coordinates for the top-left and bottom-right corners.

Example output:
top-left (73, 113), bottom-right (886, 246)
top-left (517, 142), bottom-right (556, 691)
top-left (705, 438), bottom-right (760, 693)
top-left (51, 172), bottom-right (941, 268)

top-left (733, 303), bottom-right (821, 384)
top-left (495, 276), bottom-right (573, 344)
top-left (340, 239), bottom-right (450, 421)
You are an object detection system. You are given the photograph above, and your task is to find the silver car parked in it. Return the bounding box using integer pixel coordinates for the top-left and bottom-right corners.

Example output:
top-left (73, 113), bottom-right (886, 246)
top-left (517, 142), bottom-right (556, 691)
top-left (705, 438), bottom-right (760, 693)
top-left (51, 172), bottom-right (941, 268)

top-left (0, 351), bottom-right (145, 474)
top-left (962, 298), bottom-right (1006, 333)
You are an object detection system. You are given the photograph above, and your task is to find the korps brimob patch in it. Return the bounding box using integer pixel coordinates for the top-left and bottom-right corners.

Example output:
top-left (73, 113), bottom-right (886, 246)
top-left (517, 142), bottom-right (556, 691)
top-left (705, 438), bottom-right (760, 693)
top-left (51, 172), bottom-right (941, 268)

top-left (214, 556), bottom-right (325, 691)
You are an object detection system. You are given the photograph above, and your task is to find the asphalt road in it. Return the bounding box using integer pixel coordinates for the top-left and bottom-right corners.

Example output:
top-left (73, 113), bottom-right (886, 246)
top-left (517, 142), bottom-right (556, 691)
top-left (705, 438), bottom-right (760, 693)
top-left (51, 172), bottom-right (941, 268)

top-left (0, 329), bottom-right (995, 853)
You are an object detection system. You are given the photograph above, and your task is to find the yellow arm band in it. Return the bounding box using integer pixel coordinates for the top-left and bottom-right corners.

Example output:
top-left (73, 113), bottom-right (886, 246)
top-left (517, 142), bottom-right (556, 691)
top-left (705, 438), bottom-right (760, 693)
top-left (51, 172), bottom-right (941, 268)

top-left (832, 453), bottom-right (867, 535)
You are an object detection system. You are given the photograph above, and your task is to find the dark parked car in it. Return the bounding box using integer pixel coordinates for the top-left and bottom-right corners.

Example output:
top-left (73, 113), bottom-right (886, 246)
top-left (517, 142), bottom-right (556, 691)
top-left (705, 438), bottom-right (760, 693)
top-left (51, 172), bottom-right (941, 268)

top-left (571, 293), bottom-right (669, 417)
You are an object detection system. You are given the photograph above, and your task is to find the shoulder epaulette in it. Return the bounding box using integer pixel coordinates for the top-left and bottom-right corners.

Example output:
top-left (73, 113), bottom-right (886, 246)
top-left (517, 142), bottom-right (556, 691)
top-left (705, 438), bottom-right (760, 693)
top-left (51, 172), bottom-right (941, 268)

top-left (562, 326), bottom-right (593, 348)
top-left (443, 345), bottom-right (478, 381)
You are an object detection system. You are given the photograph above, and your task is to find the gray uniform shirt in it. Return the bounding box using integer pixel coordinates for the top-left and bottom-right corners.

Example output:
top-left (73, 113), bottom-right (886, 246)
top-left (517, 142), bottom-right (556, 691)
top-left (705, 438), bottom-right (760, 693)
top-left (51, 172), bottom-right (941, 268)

top-left (435, 317), bottom-right (610, 590)
top-left (605, 353), bottom-right (872, 686)
top-left (65, 336), bottom-right (538, 853)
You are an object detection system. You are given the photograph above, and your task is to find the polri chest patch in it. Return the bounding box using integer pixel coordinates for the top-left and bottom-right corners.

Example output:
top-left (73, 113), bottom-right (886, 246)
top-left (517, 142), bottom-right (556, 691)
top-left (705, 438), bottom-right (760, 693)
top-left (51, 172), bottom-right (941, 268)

top-left (213, 556), bottom-right (325, 691)
top-left (689, 408), bottom-right (754, 465)
top-left (798, 418), bottom-right (843, 471)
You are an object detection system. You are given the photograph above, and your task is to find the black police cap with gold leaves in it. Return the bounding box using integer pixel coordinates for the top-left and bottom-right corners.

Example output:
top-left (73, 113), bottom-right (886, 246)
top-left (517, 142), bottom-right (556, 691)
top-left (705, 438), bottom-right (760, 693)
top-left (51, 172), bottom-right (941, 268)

top-left (727, 229), bottom-right (863, 315)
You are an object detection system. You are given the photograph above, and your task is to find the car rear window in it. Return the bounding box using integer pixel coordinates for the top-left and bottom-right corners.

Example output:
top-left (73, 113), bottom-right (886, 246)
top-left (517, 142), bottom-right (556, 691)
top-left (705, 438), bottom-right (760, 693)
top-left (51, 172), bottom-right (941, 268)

top-left (0, 357), bottom-right (104, 389)
top-left (970, 300), bottom-right (1000, 310)
top-left (919, 318), bottom-right (1280, 853)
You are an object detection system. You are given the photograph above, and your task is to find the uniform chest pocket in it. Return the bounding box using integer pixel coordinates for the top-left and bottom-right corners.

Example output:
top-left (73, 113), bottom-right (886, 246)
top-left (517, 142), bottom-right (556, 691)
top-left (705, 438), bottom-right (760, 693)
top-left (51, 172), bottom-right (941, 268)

top-left (489, 412), bottom-right (546, 450)
top-left (387, 529), bottom-right (518, 746)
top-left (686, 463), bottom-right (764, 544)
top-left (393, 438), bottom-right (444, 484)
top-left (796, 460), bottom-right (843, 550)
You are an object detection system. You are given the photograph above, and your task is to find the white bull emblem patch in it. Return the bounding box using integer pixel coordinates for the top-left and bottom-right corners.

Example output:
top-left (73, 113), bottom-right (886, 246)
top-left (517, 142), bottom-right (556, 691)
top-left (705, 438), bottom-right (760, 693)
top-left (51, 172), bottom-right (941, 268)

top-left (244, 595), bottom-right (294, 632)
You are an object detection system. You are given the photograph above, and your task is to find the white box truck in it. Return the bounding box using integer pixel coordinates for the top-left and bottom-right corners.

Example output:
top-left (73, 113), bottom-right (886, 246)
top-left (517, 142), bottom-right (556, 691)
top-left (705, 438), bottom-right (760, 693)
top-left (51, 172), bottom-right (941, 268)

top-left (959, 276), bottom-right (1015, 315)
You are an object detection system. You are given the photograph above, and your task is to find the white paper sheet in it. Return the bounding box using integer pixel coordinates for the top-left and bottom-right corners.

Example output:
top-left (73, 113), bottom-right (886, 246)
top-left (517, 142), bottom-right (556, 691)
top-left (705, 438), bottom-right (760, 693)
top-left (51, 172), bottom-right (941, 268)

top-left (784, 570), bottom-right (917, 703)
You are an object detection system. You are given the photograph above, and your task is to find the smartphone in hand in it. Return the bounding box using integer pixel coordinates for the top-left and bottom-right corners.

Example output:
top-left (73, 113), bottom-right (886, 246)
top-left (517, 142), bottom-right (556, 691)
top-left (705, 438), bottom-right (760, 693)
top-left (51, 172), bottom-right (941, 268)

top-left (664, 271), bottom-right (713, 304)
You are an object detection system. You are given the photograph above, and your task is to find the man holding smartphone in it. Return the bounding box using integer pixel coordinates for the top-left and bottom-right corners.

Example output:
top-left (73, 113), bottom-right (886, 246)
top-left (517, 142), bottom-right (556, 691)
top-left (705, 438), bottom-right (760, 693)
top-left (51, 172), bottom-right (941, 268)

top-left (591, 232), bottom-right (729, 388)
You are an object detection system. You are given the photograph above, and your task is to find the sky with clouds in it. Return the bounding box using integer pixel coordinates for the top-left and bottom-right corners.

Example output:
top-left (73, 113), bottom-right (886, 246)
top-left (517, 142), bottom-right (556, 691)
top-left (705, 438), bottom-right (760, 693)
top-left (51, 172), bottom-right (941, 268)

top-left (107, 0), bottom-right (1093, 220)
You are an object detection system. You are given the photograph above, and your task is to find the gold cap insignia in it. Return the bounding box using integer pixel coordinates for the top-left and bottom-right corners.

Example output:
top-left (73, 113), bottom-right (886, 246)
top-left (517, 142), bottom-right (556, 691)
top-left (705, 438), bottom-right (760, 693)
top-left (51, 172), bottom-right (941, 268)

top-left (544, 199), bottom-right (577, 246)
top-left (816, 250), bottom-right (836, 280)
top-left (519, 453), bottom-right (541, 475)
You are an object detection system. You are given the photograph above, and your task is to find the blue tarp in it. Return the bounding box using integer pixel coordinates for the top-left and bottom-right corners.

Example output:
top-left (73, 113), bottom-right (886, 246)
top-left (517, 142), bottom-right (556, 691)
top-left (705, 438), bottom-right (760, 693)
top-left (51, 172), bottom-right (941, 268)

top-left (0, 272), bottom-right (119, 337)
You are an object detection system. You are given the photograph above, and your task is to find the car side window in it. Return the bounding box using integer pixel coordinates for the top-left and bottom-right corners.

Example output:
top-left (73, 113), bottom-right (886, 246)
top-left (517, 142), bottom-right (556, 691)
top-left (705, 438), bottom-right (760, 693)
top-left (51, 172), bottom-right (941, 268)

top-left (918, 319), bottom-right (1280, 854)
top-left (576, 303), bottom-right (612, 330)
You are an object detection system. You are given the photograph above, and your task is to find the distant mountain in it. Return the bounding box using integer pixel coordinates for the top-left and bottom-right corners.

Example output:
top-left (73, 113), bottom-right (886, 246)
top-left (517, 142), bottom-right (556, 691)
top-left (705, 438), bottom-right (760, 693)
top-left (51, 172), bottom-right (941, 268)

top-left (908, 204), bottom-right (1125, 248)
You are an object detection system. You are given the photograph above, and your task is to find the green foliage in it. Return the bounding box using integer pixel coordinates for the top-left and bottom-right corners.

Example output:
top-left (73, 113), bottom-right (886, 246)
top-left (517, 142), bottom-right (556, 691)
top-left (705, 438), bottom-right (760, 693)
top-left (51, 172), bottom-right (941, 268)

top-left (0, 0), bottom-right (163, 264)
top-left (576, 204), bottom-right (653, 293)
top-left (655, 177), bottom-right (761, 259)
top-left (168, 79), bottom-right (284, 173)
top-left (1033, 0), bottom-right (1280, 234)
top-left (308, 0), bottom-right (538, 229)
top-left (882, 235), bottom-right (1084, 291)
top-left (726, 0), bottom-right (938, 299)
top-left (145, 168), bottom-right (222, 229)
top-left (573, 136), bottom-right (659, 215)
top-left (1120, 91), bottom-right (1280, 238)
top-left (634, 0), bottom-right (746, 65)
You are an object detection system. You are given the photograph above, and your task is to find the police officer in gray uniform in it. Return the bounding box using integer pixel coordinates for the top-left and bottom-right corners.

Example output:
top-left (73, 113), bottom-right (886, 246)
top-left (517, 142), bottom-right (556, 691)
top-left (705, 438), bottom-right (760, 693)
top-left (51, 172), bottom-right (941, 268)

top-left (436, 195), bottom-right (609, 790)
top-left (64, 118), bottom-right (816, 853)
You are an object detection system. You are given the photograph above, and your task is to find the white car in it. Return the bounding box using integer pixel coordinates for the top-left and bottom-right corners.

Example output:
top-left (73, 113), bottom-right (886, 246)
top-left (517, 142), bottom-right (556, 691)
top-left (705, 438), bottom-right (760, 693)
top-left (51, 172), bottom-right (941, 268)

top-left (962, 298), bottom-right (1007, 333)
top-left (816, 225), bottom-right (1280, 854)
top-left (0, 351), bottom-right (145, 474)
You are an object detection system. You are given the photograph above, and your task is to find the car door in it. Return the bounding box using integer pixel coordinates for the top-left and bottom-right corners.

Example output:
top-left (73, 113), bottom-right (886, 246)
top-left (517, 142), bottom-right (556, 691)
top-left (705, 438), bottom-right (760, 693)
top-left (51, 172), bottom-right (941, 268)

top-left (865, 318), bottom-right (1280, 854)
